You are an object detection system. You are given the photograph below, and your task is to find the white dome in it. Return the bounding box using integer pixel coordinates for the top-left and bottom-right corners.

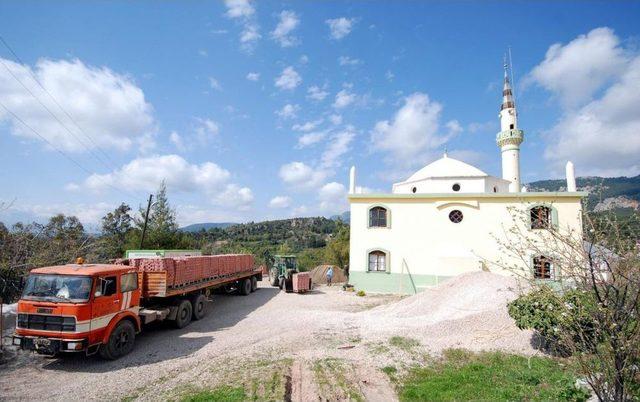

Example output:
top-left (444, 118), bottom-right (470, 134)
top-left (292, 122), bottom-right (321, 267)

top-left (405, 156), bottom-right (488, 182)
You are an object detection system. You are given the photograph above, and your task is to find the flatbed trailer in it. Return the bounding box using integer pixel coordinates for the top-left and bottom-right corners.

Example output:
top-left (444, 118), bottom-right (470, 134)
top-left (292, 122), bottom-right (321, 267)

top-left (12, 255), bottom-right (262, 359)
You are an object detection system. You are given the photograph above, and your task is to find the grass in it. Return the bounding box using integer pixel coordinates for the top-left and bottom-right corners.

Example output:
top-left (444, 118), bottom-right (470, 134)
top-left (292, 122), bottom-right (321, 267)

top-left (399, 349), bottom-right (591, 401)
top-left (180, 386), bottom-right (246, 402)
top-left (313, 357), bottom-right (364, 402)
top-left (389, 336), bottom-right (421, 351)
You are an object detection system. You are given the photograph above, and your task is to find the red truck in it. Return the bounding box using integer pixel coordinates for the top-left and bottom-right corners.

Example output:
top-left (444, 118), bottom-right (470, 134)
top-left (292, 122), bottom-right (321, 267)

top-left (12, 254), bottom-right (261, 359)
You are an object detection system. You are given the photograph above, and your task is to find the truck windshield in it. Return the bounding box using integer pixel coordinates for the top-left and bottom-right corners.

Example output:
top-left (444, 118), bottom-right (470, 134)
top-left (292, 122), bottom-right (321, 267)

top-left (22, 275), bottom-right (93, 303)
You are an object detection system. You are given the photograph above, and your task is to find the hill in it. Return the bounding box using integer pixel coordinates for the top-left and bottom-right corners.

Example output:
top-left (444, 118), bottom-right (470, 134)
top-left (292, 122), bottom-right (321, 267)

top-left (529, 175), bottom-right (640, 212)
top-left (180, 222), bottom-right (237, 232)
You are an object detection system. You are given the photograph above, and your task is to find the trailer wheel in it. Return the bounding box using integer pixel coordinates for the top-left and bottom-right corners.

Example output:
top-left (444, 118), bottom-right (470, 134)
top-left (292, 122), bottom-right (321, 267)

top-left (174, 299), bottom-right (193, 328)
top-left (99, 320), bottom-right (136, 360)
top-left (239, 278), bottom-right (252, 296)
top-left (191, 294), bottom-right (207, 320)
top-left (251, 276), bottom-right (258, 292)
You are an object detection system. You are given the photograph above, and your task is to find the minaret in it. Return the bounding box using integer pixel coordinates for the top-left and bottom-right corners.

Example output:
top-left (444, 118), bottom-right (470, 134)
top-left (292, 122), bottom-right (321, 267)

top-left (496, 57), bottom-right (524, 193)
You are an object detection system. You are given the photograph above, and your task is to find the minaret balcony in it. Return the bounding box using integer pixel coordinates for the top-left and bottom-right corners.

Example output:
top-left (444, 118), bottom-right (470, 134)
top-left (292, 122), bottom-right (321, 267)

top-left (496, 129), bottom-right (524, 147)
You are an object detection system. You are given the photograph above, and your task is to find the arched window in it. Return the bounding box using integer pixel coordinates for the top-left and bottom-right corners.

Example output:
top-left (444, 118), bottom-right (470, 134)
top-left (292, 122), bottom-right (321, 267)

top-left (533, 256), bottom-right (553, 279)
top-left (530, 206), bottom-right (551, 229)
top-left (369, 206), bottom-right (388, 228)
top-left (368, 250), bottom-right (387, 272)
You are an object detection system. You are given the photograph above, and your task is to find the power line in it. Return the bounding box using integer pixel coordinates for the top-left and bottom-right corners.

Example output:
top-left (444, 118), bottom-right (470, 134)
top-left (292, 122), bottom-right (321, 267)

top-left (0, 34), bottom-right (121, 172)
top-left (0, 100), bottom-right (142, 203)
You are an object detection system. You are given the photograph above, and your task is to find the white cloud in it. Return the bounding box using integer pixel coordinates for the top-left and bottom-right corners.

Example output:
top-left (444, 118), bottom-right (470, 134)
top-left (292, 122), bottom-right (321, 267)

top-left (169, 131), bottom-right (186, 152)
top-left (292, 119), bottom-right (323, 132)
top-left (543, 55), bottom-right (640, 176)
top-left (275, 104), bottom-right (300, 120)
top-left (246, 72), bottom-right (260, 81)
top-left (224, 0), bottom-right (255, 18)
top-left (64, 182), bottom-right (80, 192)
top-left (279, 161), bottom-right (326, 189)
top-left (194, 118), bottom-right (220, 143)
top-left (333, 89), bottom-right (356, 109)
top-left (296, 131), bottom-right (327, 148)
top-left (338, 56), bottom-right (361, 66)
top-left (329, 114), bottom-right (342, 125)
top-left (0, 57), bottom-right (155, 153)
top-left (307, 85), bottom-right (329, 101)
top-left (84, 154), bottom-right (231, 193)
top-left (274, 66), bottom-right (301, 90)
top-left (527, 27), bottom-right (628, 109)
top-left (198, 49), bottom-right (208, 57)
top-left (321, 126), bottom-right (356, 169)
top-left (299, 55), bottom-right (309, 64)
top-left (269, 195), bottom-right (291, 209)
top-left (214, 184), bottom-right (254, 210)
top-left (271, 10), bottom-right (300, 47)
top-left (13, 202), bottom-right (114, 226)
top-left (385, 70), bottom-right (394, 81)
top-left (224, 0), bottom-right (260, 51)
top-left (326, 17), bottom-right (355, 40)
top-left (318, 182), bottom-right (347, 211)
top-left (209, 77), bottom-right (222, 91)
top-left (370, 92), bottom-right (459, 164)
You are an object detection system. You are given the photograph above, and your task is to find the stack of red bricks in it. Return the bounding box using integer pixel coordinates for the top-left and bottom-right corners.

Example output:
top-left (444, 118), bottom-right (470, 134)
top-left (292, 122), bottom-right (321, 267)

top-left (292, 272), bottom-right (312, 293)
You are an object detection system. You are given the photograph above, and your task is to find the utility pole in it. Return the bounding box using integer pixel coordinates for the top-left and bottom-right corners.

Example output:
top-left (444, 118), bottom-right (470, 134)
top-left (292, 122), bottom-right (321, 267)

top-left (139, 194), bottom-right (153, 249)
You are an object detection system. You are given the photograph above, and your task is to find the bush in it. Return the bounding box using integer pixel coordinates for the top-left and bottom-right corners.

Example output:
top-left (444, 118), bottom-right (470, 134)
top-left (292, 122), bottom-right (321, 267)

top-left (356, 290), bottom-right (365, 297)
top-left (508, 287), bottom-right (597, 355)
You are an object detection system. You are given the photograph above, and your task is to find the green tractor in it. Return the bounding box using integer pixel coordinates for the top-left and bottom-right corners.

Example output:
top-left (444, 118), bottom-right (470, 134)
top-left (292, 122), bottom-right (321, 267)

top-left (268, 255), bottom-right (313, 293)
top-left (268, 255), bottom-right (299, 292)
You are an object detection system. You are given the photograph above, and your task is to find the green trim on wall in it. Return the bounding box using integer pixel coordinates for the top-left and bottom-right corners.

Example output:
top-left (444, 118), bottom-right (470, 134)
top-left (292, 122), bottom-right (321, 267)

top-left (349, 271), bottom-right (454, 295)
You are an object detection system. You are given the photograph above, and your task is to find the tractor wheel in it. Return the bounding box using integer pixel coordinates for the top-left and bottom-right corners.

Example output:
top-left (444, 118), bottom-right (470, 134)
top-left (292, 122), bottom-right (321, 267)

top-left (99, 320), bottom-right (136, 360)
top-left (269, 269), bottom-right (279, 286)
top-left (239, 278), bottom-right (252, 296)
top-left (174, 299), bottom-right (193, 329)
top-left (191, 294), bottom-right (207, 320)
top-left (278, 277), bottom-right (285, 290)
top-left (251, 276), bottom-right (258, 292)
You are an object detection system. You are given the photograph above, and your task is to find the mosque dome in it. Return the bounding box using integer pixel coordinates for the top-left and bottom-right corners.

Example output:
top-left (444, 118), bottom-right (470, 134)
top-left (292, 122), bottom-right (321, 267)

top-left (405, 155), bottom-right (488, 182)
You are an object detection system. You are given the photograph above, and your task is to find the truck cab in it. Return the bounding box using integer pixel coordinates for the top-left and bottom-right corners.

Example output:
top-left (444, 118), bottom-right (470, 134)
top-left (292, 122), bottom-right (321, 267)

top-left (13, 263), bottom-right (141, 359)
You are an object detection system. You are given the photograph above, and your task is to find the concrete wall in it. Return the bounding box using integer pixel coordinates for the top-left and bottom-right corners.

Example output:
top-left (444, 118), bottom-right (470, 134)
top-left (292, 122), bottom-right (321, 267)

top-left (348, 192), bottom-right (585, 294)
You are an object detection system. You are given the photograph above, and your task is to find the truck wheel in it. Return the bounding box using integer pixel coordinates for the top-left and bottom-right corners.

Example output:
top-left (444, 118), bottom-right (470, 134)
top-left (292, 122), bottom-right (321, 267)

top-left (239, 278), bottom-right (252, 296)
top-left (99, 320), bottom-right (136, 360)
top-left (269, 269), bottom-right (279, 286)
top-left (191, 294), bottom-right (207, 320)
top-left (251, 276), bottom-right (258, 292)
top-left (174, 299), bottom-right (193, 328)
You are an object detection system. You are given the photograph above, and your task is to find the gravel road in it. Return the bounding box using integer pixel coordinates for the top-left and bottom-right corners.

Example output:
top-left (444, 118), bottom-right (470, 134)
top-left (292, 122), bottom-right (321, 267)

top-left (0, 274), bottom-right (535, 401)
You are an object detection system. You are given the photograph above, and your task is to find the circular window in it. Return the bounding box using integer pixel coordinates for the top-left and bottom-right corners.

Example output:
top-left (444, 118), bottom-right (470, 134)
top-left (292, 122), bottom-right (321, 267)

top-left (412, 187), bottom-right (417, 193)
top-left (449, 210), bottom-right (463, 223)
top-left (452, 183), bottom-right (461, 192)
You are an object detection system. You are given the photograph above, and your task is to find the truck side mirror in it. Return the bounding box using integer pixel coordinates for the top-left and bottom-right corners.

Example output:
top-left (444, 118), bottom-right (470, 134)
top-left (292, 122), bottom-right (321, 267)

top-left (94, 290), bottom-right (102, 297)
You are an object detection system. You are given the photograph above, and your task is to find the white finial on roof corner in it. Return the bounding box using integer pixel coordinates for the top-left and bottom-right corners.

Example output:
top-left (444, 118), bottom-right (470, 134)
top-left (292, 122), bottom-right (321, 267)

top-left (443, 148), bottom-right (448, 158)
top-left (566, 161), bottom-right (576, 192)
top-left (349, 166), bottom-right (356, 194)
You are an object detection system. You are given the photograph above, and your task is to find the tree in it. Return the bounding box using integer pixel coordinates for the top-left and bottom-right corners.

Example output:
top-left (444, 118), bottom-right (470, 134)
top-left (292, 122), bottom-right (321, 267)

top-left (325, 222), bottom-right (349, 275)
top-left (499, 206), bottom-right (640, 402)
top-left (100, 203), bottom-right (133, 259)
top-left (137, 181), bottom-right (181, 249)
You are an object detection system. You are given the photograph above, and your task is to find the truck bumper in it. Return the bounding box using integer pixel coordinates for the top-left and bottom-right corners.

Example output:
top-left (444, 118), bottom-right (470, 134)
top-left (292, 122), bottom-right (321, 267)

top-left (13, 335), bottom-right (87, 355)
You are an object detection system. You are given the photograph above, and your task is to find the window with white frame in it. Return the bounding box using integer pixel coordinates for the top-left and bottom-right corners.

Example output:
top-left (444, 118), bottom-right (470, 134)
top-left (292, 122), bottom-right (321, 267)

top-left (368, 250), bottom-right (387, 272)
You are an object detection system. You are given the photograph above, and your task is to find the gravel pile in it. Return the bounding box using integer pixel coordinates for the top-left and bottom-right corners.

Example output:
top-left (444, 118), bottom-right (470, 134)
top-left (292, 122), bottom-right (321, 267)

top-left (358, 271), bottom-right (534, 353)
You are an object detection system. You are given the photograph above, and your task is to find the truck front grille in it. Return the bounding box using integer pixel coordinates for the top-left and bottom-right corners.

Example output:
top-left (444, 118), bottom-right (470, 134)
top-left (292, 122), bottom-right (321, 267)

top-left (17, 314), bottom-right (76, 332)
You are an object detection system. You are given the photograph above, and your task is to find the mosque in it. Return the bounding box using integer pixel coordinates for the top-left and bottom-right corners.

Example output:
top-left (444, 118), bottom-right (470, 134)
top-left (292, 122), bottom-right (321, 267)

top-left (347, 63), bottom-right (586, 294)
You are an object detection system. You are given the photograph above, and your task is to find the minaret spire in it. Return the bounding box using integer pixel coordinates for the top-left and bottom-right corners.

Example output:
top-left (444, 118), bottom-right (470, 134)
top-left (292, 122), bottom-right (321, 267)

top-left (496, 52), bottom-right (524, 193)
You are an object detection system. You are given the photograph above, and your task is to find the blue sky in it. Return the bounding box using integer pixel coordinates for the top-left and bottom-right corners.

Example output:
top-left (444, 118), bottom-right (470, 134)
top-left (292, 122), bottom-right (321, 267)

top-left (1, 1), bottom-right (639, 227)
